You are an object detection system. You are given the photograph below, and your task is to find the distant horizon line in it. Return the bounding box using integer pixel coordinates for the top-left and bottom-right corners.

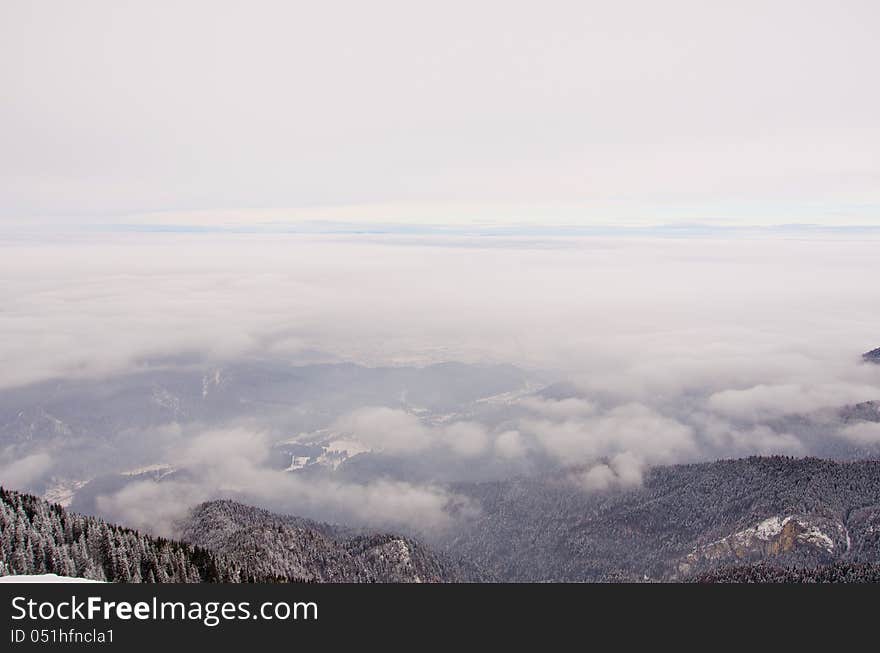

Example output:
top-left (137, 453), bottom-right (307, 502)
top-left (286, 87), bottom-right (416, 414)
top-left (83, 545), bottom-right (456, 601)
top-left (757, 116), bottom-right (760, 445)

top-left (64, 220), bottom-right (880, 238)
top-left (5, 221), bottom-right (880, 242)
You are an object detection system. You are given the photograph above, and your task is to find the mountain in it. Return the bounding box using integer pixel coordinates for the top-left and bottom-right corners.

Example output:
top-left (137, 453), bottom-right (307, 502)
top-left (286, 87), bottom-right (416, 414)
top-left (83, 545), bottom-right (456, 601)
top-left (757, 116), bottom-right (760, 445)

top-left (1, 488), bottom-right (482, 583)
top-left (864, 346), bottom-right (880, 363)
top-left (178, 500), bottom-right (485, 583)
top-left (7, 455), bottom-right (880, 583)
top-left (0, 487), bottom-right (290, 582)
top-left (439, 456), bottom-right (880, 581)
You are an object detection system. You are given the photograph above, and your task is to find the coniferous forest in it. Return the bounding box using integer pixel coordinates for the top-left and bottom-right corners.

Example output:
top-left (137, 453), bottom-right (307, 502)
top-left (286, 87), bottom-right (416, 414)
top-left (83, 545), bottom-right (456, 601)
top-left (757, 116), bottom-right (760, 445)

top-left (0, 487), bottom-right (298, 582)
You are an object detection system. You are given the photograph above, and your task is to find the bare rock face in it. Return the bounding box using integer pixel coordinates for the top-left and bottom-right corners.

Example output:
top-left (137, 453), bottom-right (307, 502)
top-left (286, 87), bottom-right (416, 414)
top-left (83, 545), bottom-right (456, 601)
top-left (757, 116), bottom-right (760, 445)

top-left (678, 514), bottom-right (847, 576)
top-left (863, 347), bottom-right (880, 363)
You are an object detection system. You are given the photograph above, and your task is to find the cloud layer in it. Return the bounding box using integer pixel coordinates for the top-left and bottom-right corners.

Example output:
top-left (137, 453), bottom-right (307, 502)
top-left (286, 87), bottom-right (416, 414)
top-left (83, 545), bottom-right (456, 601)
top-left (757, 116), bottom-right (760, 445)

top-left (2, 232), bottom-right (879, 391)
top-left (2, 232), bottom-right (880, 533)
top-left (95, 427), bottom-right (470, 537)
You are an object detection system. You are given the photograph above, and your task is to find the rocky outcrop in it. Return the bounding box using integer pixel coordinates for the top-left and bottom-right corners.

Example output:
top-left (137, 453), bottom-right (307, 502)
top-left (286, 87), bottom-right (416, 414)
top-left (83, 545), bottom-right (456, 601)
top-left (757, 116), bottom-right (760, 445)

top-left (678, 514), bottom-right (846, 576)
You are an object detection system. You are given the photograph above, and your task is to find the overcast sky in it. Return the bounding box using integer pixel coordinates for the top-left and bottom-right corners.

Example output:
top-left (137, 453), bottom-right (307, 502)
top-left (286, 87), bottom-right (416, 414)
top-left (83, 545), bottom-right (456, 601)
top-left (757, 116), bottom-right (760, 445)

top-left (2, 1), bottom-right (879, 227)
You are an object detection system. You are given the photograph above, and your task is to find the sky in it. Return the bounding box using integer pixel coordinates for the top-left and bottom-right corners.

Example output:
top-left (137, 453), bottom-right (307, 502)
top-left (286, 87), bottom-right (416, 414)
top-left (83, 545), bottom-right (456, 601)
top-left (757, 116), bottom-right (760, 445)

top-left (2, 0), bottom-right (879, 229)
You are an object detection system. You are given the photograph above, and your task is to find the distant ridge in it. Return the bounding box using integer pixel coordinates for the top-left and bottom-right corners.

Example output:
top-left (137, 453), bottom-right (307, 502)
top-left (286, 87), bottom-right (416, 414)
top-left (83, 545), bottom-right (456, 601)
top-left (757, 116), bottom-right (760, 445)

top-left (179, 500), bottom-right (486, 583)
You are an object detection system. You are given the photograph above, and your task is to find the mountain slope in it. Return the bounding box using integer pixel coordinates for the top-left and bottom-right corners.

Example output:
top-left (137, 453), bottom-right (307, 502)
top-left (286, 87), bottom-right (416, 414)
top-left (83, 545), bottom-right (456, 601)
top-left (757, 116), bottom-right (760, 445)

top-left (179, 500), bottom-right (485, 582)
top-left (8, 456), bottom-right (880, 583)
top-left (1, 488), bottom-right (483, 583)
top-left (0, 487), bottom-right (290, 582)
top-left (440, 456), bottom-right (880, 581)
top-left (691, 561), bottom-right (880, 583)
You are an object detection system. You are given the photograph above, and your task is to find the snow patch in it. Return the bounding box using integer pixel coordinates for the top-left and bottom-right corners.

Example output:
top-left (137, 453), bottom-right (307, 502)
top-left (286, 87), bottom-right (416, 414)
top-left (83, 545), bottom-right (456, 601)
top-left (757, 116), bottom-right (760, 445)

top-left (284, 456), bottom-right (311, 472)
top-left (325, 439), bottom-right (371, 457)
top-left (0, 574), bottom-right (103, 584)
top-left (753, 516), bottom-right (785, 540)
top-left (120, 464), bottom-right (174, 479)
top-left (202, 369), bottom-right (223, 398)
top-left (151, 387), bottom-right (180, 412)
top-left (798, 525), bottom-right (835, 552)
top-left (43, 479), bottom-right (90, 508)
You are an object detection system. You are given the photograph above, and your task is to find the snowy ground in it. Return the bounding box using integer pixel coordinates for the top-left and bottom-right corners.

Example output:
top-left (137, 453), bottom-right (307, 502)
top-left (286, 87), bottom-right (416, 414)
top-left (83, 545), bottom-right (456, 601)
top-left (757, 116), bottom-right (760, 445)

top-left (0, 574), bottom-right (103, 583)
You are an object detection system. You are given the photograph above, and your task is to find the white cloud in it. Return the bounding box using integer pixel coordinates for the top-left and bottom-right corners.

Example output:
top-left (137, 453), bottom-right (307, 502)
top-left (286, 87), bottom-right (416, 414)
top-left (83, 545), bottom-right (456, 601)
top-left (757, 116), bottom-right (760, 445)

top-left (0, 453), bottom-right (53, 490)
top-left (332, 408), bottom-right (431, 455)
top-left (574, 452), bottom-right (645, 492)
top-left (519, 397), bottom-right (596, 419)
top-left (333, 408), bottom-right (491, 458)
top-left (96, 426), bottom-right (473, 536)
top-left (707, 383), bottom-right (880, 422)
top-left (442, 422), bottom-right (490, 458)
top-left (96, 480), bottom-right (209, 538)
top-left (838, 422), bottom-right (880, 446)
top-left (1, 234), bottom-right (879, 399)
top-left (520, 403), bottom-right (697, 467)
top-left (494, 430), bottom-right (526, 459)
top-left (695, 414), bottom-right (805, 456)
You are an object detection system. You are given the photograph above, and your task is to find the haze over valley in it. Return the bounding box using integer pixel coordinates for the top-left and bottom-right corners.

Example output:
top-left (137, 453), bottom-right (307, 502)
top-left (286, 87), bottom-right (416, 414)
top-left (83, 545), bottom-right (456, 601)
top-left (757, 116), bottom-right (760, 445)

top-left (2, 232), bottom-right (880, 581)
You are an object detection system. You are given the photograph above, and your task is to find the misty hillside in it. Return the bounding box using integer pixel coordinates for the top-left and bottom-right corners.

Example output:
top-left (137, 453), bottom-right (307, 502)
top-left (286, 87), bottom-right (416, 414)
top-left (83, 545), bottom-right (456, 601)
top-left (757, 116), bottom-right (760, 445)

top-left (864, 346), bottom-right (880, 364)
top-left (0, 487), bottom-right (292, 582)
top-left (440, 456), bottom-right (880, 581)
top-left (0, 360), bottom-right (532, 496)
top-left (4, 344), bottom-right (877, 531)
top-left (179, 500), bottom-right (485, 583)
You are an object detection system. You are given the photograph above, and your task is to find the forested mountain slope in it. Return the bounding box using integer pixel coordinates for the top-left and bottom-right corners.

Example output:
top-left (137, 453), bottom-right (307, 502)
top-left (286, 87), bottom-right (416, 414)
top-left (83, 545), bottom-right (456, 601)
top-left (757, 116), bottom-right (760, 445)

top-left (1, 489), bottom-right (480, 583)
top-left (691, 561), bottom-right (880, 583)
top-left (7, 455), bottom-right (880, 583)
top-left (179, 500), bottom-right (485, 582)
top-left (441, 456), bottom-right (880, 581)
top-left (0, 488), bottom-right (290, 582)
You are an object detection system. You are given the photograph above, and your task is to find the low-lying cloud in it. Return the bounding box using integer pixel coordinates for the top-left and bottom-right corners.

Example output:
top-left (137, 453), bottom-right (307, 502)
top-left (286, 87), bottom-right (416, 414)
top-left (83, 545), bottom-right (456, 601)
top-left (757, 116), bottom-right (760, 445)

top-left (2, 233), bottom-right (879, 393)
top-left (707, 382), bottom-right (880, 422)
top-left (96, 426), bottom-right (473, 537)
top-left (0, 452), bottom-right (53, 490)
top-left (519, 403), bottom-right (697, 467)
top-left (574, 452), bottom-right (645, 492)
top-left (332, 407), bottom-right (491, 458)
top-left (2, 232), bottom-right (880, 531)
